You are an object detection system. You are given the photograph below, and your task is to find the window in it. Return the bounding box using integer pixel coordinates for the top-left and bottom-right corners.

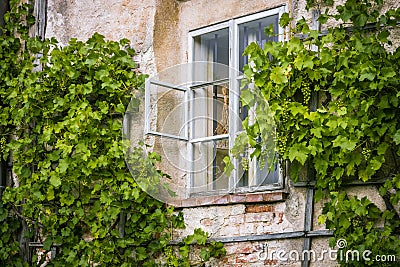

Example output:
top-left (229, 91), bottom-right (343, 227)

top-left (145, 6), bottom-right (286, 197)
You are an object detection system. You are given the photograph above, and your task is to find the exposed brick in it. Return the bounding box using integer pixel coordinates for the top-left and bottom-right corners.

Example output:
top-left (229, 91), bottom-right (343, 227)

top-left (196, 196), bottom-right (215, 206)
top-left (168, 198), bottom-right (182, 207)
top-left (277, 212), bottom-right (284, 224)
top-left (264, 259), bottom-right (278, 265)
top-left (229, 194), bottom-right (247, 203)
top-left (245, 213), bottom-right (273, 223)
top-left (247, 253), bottom-right (259, 262)
top-left (214, 195), bottom-right (229, 205)
top-left (180, 197), bottom-right (197, 207)
top-left (245, 193), bottom-right (264, 202)
top-left (171, 192), bottom-right (286, 208)
top-left (200, 218), bottom-right (214, 226)
top-left (241, 245), bottom-right (253, 254)
top-left (245, 204), bottom-right (274, 213)
top-left (263, 192), bottom-right (286, 202)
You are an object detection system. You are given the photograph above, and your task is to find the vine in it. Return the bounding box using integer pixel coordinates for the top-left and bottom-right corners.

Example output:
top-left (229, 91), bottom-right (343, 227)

top-left (234, 0), bottom-right (400, 266)
top-left (0, 1), bottom-right (225, 266)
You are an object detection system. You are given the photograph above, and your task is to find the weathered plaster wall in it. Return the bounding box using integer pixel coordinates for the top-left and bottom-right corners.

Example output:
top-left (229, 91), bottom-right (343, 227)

top-left (46, 0), bottom-right (157, 74)
top-left (153, 0), bottom-right (286, 71)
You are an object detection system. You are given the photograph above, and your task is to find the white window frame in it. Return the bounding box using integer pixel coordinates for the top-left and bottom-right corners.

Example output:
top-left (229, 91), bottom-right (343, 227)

top-left (189, 6), bottom-right (287, 195)
top-left (145, 6), bottom-right (287, 197)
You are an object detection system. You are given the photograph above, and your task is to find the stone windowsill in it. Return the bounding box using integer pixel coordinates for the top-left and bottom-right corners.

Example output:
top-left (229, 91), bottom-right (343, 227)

top-left (171, 192), bottom-right (287, 208)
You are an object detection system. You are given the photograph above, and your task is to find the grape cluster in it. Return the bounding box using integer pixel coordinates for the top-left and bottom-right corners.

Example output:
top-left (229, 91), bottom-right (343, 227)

top-left (351, 217), bottom-right (362, 227)
top-left (277, 132), bottom-right (288, 155)
top-left (281, 100), bottom-right (290, 124)
top-left (0, 137), bottom-right (6, 152)
top-left (258, 148), bottom-right (268, 167)
top-left (362, 147), bottom-right (371, 160)
top-left (164, 246), bottom-right (178, 267)
top-left (301, 80), bottom-right (311, 104)
top-left (241, 157), bottom-right (249, 171)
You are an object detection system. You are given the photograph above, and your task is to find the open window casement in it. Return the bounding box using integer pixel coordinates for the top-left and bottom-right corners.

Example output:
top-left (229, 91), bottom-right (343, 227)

top-left (144, 62), bottom-right (233, 196)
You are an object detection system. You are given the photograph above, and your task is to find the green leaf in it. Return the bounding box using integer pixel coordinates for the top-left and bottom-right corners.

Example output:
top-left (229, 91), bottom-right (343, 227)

top-left (318, 214), bottom-right (327, 225)
top-left (332, 136), bottom-right (357, 151)
top-left (49, 174), bottom-right (61, 187)
top-left (359, 72), bottom-right (375, 81)
top-left (270, 66), bottom-right (288, 84)
top-left (354, 13), bottom-right (368, 27)
top-left (288, 142), bottom-right (309, 165)
top-left (223, 156), bottom-right (234, 177)
top-left (394, 130), bottom-right (400, 145)
top-left (279, 12), bottom-right (291, 27)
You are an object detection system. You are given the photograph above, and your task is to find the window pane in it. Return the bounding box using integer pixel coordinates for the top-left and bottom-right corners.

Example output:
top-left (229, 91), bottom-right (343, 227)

top-left (191, 138), bottom-right (229, 194)
top-left (146, 135), bottom-right (188, 200)
top-left (192, 82), bottom-right (229, 139)
top-left (239, 14), bottom-right (279, 70)
top-left (237, 77), bottom-right (280, 189)
top-left (194, 28), bottom-right (229, 81)
top-left (238, 155), bottom-right (280, 189)
top-left (147, 82), bottom-right (187, 139)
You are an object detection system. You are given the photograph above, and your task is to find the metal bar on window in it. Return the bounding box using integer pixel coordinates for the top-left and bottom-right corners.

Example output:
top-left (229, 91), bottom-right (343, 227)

top-left (149, 80), bottom-right (187, 92)
top-left (146, 130), bottom-right (189, 142)
top-left (189, 78), bottom-right (229, 90)
top-left (190, 134), bottom-right (229, 144)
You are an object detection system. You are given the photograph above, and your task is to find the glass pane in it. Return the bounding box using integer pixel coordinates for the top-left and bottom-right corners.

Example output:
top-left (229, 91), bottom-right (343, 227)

top-left (238, 155), bottom-right (280, 189)
top-left (194, 28), bottom-right (229, 68)
top-left (237, 78), bottom-right (280, 188)
top-left (239, 14), bottom-right (279, 70)
top-left (192, 82), bottom-right (229, 139)
top-left (257, 157), bottom-right (280, 185)
top-left (191, 138), bottom-right (229, 194)
top-left (147, 82), bottom-right (187, 139)
top-left (146, 135), bottom-right (188, 200)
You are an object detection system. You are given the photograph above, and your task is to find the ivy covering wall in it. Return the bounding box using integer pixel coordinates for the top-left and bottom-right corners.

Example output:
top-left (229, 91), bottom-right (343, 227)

top-left (233, 0), bottom-right (400, 266)
top-left (0, 1), bottom-right (225, 266)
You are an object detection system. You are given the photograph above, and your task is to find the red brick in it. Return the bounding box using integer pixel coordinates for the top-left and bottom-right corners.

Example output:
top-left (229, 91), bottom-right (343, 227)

top-left (246, 193), bottom-right (264, 202)
top-left (229, 194), bottom-right (246, 203)
top-left (168, 198), bottom-right (182, 208)
top-left (214, 195), bottom-right (229, 205)
top-left (196, 196), bottom-right (215, 206)
top-left (263, 192), bottom-right (286, 202)
top-left (180, 197), bottom-right (197, 207)
top-left (245, 213), bottom-right (273, 223)
top-left (240, 245), bottom-right (253, 254)
top-left (200, 218), bottom-right (214, 226)
top-left (264, 259), bottom-right (278, 265)
top-left (247, 253), bottom-right (259, 262)
top-left (277, 212), bottom-right (284, 224)
top-left (245, 205), bottom-right (274, 213)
